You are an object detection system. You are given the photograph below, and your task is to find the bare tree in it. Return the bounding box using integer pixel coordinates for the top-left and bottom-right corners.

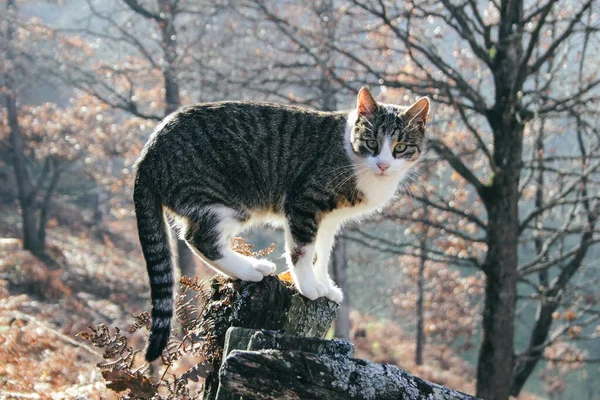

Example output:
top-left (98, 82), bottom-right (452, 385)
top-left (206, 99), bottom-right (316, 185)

top-left (332, 1), bottom-right (600, 398)
top-left (2, 0), bottom-right (66, 262)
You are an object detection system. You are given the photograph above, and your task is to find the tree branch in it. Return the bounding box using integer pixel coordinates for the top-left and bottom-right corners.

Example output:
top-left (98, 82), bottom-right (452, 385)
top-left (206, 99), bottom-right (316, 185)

top-left (428, 139), bottom-right (488, 199)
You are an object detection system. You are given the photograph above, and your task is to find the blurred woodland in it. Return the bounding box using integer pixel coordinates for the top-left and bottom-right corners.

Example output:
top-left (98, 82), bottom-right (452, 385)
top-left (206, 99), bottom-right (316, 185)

top-left (1, 0), bottom-right (599, 399)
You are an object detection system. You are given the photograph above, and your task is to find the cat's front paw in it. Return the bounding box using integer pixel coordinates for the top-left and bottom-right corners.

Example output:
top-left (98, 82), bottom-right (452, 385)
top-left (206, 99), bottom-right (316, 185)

top-left (325, 285), bottom-right (344, 304)
top-left (235, 267), bottom-right (265, 282)
top-left (250, 258), bottom-right (276, 276)
top-left (294, 278), bottom-right (328, 300)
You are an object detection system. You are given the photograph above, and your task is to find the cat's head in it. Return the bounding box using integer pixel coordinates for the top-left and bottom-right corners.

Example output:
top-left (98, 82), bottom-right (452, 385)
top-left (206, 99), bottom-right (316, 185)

top-left (348, 87), bottom-right (429, 179)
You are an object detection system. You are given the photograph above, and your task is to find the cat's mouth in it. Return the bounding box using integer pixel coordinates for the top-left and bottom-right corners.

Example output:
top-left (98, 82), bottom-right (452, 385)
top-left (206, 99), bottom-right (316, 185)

top-left (374, 170), bottom-right (394, 178)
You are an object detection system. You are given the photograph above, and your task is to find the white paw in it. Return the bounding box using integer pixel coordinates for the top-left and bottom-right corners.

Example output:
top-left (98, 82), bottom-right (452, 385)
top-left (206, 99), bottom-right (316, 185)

top-left (325, 285), bottom-right (344, 304)
top-left (316, 281), bottom-right (329, 297)
top-left (295, 279), bottom-right (328, 300)
top-left (251, 258), bottom-right (276, 276)
top-left (235, 266), bottom-right (265, 282)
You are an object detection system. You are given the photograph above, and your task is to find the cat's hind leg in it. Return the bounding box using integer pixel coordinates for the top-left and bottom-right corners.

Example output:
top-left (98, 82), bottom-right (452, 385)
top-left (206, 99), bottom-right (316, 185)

top-left (183, 206), bottom-right (275, 281)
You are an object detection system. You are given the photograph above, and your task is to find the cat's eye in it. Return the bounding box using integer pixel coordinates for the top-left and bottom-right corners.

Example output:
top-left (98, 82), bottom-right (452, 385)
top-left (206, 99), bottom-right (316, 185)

top-left (394, 143), bottom-right (408, 153)
top-left (366, 140), bottom-right (378, 150)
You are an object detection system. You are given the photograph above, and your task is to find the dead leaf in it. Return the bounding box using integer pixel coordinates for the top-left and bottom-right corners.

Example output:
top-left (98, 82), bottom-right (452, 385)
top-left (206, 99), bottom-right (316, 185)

top-left (102, 368), bottom-right (156, 399)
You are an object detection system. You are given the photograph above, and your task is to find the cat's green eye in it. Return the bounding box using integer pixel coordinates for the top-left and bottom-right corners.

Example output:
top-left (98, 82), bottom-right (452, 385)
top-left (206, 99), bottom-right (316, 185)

top-left (366, 140), bottom-right (378, 150)
top-left (394, 143), bottom-right (408, 153)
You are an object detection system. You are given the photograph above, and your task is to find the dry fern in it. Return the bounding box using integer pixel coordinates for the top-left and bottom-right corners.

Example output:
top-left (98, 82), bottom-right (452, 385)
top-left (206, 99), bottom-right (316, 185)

top-left (231, 237), bottom-right (275, 258)
top-left (129, 312), bottom-right (151, 334)
top-left (80, 249), bottom-right (280, 399)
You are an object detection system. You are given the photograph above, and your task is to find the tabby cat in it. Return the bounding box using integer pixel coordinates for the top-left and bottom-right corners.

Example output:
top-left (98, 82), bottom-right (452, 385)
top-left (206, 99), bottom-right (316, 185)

top-left (134, 87), bottom-right (429, 361)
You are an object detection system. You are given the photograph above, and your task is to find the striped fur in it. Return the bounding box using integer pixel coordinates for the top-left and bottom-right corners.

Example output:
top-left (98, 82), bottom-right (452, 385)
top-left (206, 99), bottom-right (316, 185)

top-left (134, 88), bottom-right (429, 361)
top-left (133, 177), bottom-right (174, 362)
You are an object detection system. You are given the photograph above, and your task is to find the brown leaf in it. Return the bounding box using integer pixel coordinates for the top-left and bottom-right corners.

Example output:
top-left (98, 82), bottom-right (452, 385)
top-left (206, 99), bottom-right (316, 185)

top-left (102, 368), bottom-right (156, 398)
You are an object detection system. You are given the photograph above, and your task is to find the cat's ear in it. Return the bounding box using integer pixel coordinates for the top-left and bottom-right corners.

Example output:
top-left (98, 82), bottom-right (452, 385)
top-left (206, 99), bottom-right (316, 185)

top-left (357, 87), bottom-right (378, 117)
top-left (403, 97), bottom-right (430, 127)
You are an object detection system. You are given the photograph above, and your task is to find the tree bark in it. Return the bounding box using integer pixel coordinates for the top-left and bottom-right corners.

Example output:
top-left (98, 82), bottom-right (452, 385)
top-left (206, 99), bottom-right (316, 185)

top-left (415, 204), bottom-right (428, 366)
top-left (476, 1), bottom-right (525, 398)
top-left (476, 126), bottom-right (522, 399)
top-left (37, 160), bottom-right (61, 248)
top-left (198, 277), bottom-right (479, 400)
top-left (332, 238), bottom-right (350, 339)
top-left (220, 347), bottom-right (479, 400)
top-left (477, 113), bottom-right (523, 400)
top-left (198, 276), bottom-right (339, 400)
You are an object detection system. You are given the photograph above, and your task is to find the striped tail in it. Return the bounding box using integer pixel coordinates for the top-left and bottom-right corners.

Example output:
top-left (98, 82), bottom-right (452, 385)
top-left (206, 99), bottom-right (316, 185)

top-left (133, 178), bottom-right (173, 362)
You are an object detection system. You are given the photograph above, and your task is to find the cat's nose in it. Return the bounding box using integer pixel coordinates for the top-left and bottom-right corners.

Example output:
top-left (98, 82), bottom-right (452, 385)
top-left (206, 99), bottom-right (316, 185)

top-left (377, 162), bottom-right (390, 172)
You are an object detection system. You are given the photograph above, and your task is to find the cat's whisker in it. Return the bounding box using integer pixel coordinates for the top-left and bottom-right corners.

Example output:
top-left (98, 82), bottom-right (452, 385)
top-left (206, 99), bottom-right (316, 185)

top-left (332, 167), bottom-right (366, 193)
top-left (326, 165), bottom-right (359, 188)
top-left (399, 179), bottom-right (416, 200)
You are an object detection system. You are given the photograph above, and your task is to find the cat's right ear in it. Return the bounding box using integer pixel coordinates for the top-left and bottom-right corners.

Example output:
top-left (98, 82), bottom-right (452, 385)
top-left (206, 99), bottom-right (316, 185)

top-left (357, 87), bottom-right (378, 118)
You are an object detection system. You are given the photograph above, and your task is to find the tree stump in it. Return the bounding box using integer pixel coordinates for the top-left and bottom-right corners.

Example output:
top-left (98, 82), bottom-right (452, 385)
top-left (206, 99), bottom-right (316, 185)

top-left (199, 275), bottom-right (338, 400)
top-left (198, 275), bottom-right (479, 400)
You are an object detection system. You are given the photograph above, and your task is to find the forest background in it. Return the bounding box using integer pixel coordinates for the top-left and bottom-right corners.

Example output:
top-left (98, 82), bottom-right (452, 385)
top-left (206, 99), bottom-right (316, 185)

top-left (1, 0), bottom-right (599, 399)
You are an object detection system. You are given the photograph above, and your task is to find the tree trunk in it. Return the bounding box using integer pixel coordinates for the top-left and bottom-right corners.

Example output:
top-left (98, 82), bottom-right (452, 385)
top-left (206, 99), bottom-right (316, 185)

top-left (4, 0), bottom-right (45, 256)
top-left (196, 277), bottom-right (479, 400)
top-left (37, 161), bottom-right (61, 249)
top-left (477, 234), bottom-right (518, 400)
top-left (415, 208), bottom-right (427, 366)
top-left (314, 0), bottom-right (337, 113)
top-left (476, 2), bottom-right (525, 398)
top-left (477, 122), bottom-right (523, 400)
top-left (155, 0), bottom-right (196, 280)
top-left (332, 238), bottom-right (350, 338)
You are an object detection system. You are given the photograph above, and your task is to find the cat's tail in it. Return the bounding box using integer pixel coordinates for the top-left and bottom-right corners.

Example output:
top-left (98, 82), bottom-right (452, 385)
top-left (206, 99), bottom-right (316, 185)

top-left (133, 176), bottom-right (173, 362)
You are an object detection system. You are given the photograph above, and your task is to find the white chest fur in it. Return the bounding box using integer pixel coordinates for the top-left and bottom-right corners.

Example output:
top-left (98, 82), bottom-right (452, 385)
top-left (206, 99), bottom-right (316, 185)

top-left (319, 172), bottom-right (401, 232)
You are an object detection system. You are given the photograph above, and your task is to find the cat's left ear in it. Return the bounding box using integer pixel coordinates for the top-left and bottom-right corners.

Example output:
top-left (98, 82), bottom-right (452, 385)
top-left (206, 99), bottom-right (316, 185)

top-left (403, 97), bottom-right (430, 128)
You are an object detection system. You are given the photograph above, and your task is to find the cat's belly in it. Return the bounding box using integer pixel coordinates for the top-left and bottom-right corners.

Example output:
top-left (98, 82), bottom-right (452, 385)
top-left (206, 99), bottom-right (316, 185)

top-left (243, 211), bottom-right (287, 229)
top-left (322, 196), bottom-right (393, 230)
top-left (240, 174), bottom-right (398, 233)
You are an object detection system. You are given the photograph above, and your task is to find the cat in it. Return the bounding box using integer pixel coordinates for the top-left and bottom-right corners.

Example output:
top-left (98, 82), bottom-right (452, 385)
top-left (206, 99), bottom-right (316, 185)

top-left (134, 87), bottom-right (429, 361)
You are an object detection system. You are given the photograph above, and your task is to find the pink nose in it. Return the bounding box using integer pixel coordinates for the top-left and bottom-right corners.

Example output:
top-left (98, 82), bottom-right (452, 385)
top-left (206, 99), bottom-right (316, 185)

top-left (377, 162), bottom-right (390, 172)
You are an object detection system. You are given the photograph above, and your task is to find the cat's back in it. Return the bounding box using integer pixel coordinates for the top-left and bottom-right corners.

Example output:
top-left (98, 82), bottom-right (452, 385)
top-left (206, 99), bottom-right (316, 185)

top-left (143, 101), bottom-right (344, 151)
top-left (135, 101), bottom-right (349, 206)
